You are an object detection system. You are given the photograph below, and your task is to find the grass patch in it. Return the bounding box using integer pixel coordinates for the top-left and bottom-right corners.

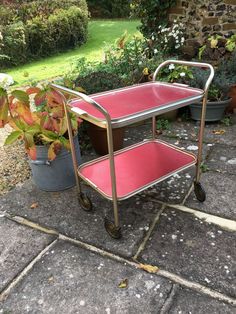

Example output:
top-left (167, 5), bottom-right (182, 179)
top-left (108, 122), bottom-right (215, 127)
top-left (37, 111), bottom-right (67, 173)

top-left (6, 19), bottom-right (140, 86)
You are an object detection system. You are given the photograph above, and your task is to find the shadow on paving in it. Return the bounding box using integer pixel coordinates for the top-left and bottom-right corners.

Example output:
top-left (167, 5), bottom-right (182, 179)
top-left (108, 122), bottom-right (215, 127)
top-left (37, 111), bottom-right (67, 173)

top-left (0, 179), bottom-right (162, 258)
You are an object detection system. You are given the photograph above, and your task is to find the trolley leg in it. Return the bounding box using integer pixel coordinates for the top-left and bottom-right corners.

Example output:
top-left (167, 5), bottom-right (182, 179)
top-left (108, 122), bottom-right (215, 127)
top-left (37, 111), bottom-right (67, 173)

top-left (194, 95), bottom-right (207, 202)
top-left (63, 102), bottom-right (92, 211)
top-left (152, 116), bottom-right (156, 139)
top-left (104, 123), bottom-right (122, 239)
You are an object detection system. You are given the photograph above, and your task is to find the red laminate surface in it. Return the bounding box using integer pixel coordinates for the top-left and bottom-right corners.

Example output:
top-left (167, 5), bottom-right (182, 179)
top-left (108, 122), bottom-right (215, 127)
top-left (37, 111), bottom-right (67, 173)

top-left (69, 82), bottom-right (202, 120)
top-left (79, 141), bottom-right (196, 199)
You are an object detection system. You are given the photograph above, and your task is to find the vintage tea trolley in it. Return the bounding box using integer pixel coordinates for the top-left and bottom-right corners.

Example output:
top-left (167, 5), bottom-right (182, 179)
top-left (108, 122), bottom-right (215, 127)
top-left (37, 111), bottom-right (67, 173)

top-left (51, 60), bottom-right (214, 239)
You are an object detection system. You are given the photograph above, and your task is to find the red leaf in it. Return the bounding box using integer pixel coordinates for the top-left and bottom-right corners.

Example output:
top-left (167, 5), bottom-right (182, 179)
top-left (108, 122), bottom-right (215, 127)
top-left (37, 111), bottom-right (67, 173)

top-left (26, 87), bottom-right (41, 95)
top-left (27, 146), bottom-right (37, 160)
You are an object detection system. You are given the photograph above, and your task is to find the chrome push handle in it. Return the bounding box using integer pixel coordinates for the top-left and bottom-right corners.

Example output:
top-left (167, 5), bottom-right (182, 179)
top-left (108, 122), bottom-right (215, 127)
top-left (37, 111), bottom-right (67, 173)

top-left (153, 60), bottom-right (214, 94)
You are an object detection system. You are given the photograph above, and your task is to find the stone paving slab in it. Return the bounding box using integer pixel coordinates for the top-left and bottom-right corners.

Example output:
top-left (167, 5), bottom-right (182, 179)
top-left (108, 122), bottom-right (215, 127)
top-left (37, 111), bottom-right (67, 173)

top-left (206, 144), bottom-right (236, 175)
top-left (140, 168), bottom-right (195, 205)
top-left (139, 207), bottom-right (236, 298)
top-left (162, 120), bottom-right (236, 146)
top-left (168, 287), bottom-right (236, 313)
top-left (124, 123), bottom-right (211, 205)
top-left (185, 171), bottom-right (236, 220)
top-left (0, 180), bottom-right (161, 258)
top-left (0, 217), bottom-right (56, 292)
top-left (0, 240), bottom-right (172, 314)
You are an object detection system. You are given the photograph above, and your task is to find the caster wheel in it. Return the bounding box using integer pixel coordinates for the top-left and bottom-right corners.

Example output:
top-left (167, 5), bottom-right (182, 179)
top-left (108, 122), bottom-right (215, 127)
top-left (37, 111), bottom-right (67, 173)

top-left (104, 218), bottom-right (122, 239)
top-left (78, 193), bottom-right (93, 211)
top-left (194, 182), bottom-right (206, 202)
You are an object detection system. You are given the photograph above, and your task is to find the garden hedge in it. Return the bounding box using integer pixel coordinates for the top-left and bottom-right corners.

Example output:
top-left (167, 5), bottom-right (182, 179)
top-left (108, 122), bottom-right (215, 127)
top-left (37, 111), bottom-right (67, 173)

top-left (87, 0), bottom-right (131, 18)
top-left (0, 0), bottom-right (89, 67)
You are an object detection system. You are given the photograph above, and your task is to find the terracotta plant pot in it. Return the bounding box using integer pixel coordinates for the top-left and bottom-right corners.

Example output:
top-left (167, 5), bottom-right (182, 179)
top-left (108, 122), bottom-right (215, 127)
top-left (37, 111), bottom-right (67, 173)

top-left (87, 123), bottom-right (125, 155)
top-left (226, 84), bottom-right (236, 114)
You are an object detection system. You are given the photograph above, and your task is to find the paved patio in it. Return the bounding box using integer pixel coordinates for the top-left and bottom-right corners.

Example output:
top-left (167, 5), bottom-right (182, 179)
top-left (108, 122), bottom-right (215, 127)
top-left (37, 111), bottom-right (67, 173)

top-left (0, 118), bottom-right (236, 313)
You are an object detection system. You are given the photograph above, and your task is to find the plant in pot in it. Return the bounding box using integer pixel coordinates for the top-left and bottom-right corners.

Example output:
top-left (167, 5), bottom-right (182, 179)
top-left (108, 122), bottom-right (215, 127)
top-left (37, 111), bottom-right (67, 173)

top-left (189, 65), bottom-right (232, 122)
top-left (0, 84), bottom-right (81, 191)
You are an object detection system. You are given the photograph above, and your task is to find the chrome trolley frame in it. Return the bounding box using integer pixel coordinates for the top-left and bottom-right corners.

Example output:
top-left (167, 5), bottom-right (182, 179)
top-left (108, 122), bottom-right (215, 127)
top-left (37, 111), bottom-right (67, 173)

top-left (51, 60), bottom-right (214, 239)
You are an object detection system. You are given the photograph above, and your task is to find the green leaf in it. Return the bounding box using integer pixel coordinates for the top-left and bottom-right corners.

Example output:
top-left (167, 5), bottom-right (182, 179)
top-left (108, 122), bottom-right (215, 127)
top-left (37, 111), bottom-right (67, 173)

top-left (11, 90), bottom-right (29, 103)
top-left (14, 119), bottom-right (27, 130)
top-left (4, 130), bottom-right (22, 145)
top-left (0, 88), bottom-right (7, 97)
top-left (26, 124), bottom-right (41, 135)
top-left (42, 130), bottom-right (59, 140)
top-left (59, 136), bottom-right (70, 150)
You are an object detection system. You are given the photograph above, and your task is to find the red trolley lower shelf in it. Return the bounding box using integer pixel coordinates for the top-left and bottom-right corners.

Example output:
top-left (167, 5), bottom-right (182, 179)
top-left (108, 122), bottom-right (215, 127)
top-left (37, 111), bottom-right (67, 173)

top-left (78, 140), bottom-right (197, 200)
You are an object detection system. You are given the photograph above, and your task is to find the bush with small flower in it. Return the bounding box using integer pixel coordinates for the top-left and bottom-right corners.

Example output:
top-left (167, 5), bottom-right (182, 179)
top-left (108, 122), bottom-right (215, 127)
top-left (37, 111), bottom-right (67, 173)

top-left (150, 21), bottom-right (185, 56)
top-left (67, 34), bottom-right (165, 89)
top-left (158, 63), bottom-right (193, 84)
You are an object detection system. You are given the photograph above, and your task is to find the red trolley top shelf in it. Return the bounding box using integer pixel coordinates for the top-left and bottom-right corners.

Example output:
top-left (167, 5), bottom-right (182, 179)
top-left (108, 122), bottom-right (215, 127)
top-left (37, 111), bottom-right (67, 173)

top-left (78, 140), bottom-right (197, 200)
top-left (69, 82), bottom-right (203, 128)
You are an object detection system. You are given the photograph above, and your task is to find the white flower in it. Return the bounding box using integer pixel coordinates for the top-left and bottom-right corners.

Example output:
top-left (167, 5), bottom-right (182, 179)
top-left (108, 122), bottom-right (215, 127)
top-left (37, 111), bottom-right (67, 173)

top-left (180, 72), bottom-right (186, 77)
top-left (175, 44), bottom-right (180, 49)
top-left (0, 73), bottom-right (14, 90)
top-left (151, 35), bottom-right (155, 40)
top-left (169, 64), bottom-right (175, 70)
top-left (154, 49), bottom-right (158, 54)
top-left (181, 37), bottom-right (185, 43)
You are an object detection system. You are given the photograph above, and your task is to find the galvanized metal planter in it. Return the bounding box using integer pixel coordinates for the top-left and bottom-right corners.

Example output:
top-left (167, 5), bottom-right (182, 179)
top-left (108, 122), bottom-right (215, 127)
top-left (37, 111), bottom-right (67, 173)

top-left (29, 136), bottom-right (81, 191)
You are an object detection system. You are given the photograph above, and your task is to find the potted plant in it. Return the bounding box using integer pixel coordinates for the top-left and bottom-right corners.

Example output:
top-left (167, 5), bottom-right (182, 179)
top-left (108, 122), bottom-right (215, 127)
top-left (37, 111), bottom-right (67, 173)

top-left (0, 84), bottom-right (82, 191)
top-left (189, 66), bottom-right (232, 122)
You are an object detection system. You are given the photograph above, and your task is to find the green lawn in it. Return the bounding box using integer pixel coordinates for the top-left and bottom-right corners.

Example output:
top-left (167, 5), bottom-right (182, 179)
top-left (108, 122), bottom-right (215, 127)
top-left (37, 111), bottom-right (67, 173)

top-left (6, 19), bottom-right (140, 86)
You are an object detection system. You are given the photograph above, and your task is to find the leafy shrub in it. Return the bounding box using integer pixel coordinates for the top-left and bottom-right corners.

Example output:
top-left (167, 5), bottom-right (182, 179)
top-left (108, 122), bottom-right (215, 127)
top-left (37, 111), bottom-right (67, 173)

top-left (87, 0), bottom-right (130, 18)
top-left (0, 5), bottom-right (16, 25)
top-left (0, 22), bottom-right (27, 67)
top-left (0, 0), bottom-right (88, 66)
top-left (0, 0), bottom-right (88, 24)
top-left (130, 0), bottom-right (177, 38)
top-left (63, 35), bottom-right (164, 99)
top-left (190, 59), bottom-right (236, 101)
top-left (75, 71), bottom-right (126, 94)
top-left (151, 21), bottom-right (185, 56)
top-left (26, 7), bottom-right (88, 58)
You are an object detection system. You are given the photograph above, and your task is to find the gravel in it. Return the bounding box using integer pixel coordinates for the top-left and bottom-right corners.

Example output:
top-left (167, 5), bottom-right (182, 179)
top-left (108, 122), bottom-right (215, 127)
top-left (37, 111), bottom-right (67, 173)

top-left (0, 128), bottom-right (31, 195)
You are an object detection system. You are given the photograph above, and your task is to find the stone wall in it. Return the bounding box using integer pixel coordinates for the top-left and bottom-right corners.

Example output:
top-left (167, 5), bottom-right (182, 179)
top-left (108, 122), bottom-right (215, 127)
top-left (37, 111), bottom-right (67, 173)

top-left (169, 0), bottom-right (236, 43)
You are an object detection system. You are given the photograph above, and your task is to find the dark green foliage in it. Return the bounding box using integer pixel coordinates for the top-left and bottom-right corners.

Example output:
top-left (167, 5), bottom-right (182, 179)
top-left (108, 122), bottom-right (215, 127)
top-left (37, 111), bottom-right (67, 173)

top-left (0, 0), bottom-right (88, 67)
top-left (130, 0), bottom-right (177, 38)
top-left (87, 0), bottom-right (130, 18)
top-left (0, 22), bottom-right (28, 66)
top-left (191, 53), bottom-right (236, 101)
top-left (0, 0), bottom-right (88, 24)
top-left (75, 71), bottom-right (126, 94)
top-left (26, 7), bottom-right (88, 58)
top-left (68, 36), bottom-right (164, 90)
